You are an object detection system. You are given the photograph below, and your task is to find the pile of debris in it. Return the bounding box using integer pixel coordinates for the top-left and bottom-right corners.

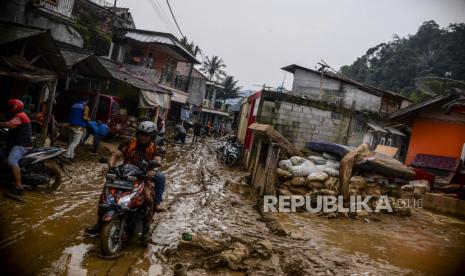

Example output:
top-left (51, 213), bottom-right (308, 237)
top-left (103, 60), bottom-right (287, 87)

top-left (276, 142), bottom-right (430, 217)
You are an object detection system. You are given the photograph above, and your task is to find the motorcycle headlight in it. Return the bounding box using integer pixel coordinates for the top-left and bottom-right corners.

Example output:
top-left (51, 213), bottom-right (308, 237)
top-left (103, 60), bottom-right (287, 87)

top-left (117, 191), bottom-right (137, 207)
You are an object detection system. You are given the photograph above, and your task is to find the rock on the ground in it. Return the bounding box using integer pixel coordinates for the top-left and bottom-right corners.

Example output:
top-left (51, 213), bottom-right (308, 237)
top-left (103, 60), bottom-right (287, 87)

top-left (307, 172), bottom-right (329, 182)
top-left (219, 242), bottom-right (250, 270)
top-left (252, 239), bottom-right (273, 259)
top-left (178, 234), bottom-right (223, 252)
top-left (277, 168), bottom-right (293, 181)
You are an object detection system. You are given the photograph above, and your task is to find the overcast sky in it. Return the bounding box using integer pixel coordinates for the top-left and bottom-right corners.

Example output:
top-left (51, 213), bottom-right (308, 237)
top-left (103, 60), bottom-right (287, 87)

top-left (117, 0), bottom-right (465, 91)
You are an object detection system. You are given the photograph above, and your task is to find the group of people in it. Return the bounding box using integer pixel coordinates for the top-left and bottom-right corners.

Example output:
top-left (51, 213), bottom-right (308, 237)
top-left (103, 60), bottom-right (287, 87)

top-left (64, 96), bottom-right (109, 161)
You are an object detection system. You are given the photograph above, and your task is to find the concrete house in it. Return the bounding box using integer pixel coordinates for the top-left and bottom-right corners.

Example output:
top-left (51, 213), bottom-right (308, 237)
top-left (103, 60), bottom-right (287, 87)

top-left (281, 64), bottom-right (412, 148)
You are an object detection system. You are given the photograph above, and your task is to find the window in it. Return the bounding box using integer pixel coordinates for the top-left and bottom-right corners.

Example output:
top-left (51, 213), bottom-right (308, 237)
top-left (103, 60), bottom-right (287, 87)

top-left (387, 138), bottom-right (392, 147)
top-left (380, 137), bottom-right (386, 145)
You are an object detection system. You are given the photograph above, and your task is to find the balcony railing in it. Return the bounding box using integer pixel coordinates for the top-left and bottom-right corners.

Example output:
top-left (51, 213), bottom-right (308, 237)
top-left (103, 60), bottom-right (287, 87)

top-left (34, 0), bottom-right (74, 18)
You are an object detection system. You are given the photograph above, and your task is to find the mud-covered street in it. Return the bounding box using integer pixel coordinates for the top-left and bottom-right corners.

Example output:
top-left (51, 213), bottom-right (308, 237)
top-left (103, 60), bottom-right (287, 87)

top-left (1, 139), bottom-right (465, 275)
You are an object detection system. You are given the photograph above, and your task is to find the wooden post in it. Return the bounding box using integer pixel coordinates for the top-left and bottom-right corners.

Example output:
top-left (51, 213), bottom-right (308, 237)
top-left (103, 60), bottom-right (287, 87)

top-left (41, 80), bottom-right (57, 146)
top-left (251, 140), bottom-right (262, 186)
top-left (263, 143), bottom-right (280, 195)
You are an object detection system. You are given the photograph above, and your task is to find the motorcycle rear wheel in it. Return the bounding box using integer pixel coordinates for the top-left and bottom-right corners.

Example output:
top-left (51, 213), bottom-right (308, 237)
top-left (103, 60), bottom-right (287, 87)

top-left (101, 220), bottom-right (124, 256)
top-left (224, 155), bottom-right (237, 167)
top-left (38, 164), bottom-right (62, 192)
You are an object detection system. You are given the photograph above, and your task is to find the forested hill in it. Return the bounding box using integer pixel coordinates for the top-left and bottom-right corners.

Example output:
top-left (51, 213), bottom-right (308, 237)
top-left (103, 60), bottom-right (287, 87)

top-left (340, 21), bottom-right (465, 102)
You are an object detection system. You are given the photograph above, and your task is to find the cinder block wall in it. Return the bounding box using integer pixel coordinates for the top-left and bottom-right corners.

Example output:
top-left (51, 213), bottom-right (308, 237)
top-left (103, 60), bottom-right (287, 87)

top-left (258, 99), bottom-right (350, 150)
top-left (292, 69), bottom-right (382, 113)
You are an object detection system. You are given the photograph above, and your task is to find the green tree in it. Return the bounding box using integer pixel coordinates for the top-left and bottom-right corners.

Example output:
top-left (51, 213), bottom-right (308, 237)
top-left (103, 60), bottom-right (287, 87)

top-left (218, 75), bottom-right (241, 100)
top-left (340, 21), bottom-right (465, 101)
top-left (201, 55), bottom-right (226, 81)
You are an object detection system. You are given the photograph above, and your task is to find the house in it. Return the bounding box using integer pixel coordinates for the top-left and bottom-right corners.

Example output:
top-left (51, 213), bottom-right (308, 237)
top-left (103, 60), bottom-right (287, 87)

top-left (0, 0), bottom-right (84, 47)
top-left (0, 21), bottom-right (68, 145)
top-left (386, 90), bottom-right (465, 166)
top-left (72, 0), bottom-right (136, 56)
top-left (281, 64), bottom-right (412, 148)
top-left (107, 28), bottom-right (199, 123)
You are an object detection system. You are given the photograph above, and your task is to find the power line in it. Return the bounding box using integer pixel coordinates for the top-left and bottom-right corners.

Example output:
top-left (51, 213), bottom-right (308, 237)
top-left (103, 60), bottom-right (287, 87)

top-left (146, 0), bottom-right (178, 35)
top-left (165, 0), bottom-right (184, 38)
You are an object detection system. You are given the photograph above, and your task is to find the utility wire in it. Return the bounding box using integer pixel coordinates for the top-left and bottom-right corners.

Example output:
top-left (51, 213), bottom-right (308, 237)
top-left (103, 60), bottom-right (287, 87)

top-left (147, 0), bottom-right (178, 35)
top-left (165, 0), bottom-right (184, 38)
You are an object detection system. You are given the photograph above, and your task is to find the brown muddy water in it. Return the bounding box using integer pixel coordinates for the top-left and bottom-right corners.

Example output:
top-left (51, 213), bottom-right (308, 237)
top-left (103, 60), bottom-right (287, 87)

top-left (0, 139), bottom-right (464, 275)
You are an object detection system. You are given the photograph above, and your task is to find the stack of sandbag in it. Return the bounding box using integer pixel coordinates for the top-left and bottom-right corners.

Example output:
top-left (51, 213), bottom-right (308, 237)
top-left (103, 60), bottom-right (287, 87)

top-left (277, 155), bottom-right (342, 196)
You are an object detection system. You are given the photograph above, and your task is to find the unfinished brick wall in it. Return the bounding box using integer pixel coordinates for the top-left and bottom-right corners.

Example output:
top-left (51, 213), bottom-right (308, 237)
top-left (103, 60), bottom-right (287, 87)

top-left (258, 99), bottom-right (351, 150)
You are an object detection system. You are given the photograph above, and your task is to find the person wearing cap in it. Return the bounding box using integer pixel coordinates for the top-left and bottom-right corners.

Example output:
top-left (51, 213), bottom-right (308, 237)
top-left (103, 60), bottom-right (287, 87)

top-left (0, 99), bottom-right (32, 194)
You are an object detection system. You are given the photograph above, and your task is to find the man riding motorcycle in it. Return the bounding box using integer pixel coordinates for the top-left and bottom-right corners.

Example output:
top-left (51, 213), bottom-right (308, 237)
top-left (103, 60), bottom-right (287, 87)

top-left (86, 121), bottom-right (166, 242)
top-left (0, 99), bottom-right (32, 195)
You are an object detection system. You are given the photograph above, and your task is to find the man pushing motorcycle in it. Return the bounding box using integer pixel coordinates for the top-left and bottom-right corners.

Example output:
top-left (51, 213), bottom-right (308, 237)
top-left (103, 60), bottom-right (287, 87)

top-left (0, 99), bottom-right (32, 195)
top-left (86, 121), bottom-right (166, 243)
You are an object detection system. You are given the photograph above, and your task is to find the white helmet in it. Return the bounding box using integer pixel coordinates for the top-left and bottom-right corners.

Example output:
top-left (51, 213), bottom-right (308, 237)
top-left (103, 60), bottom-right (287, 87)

top-left (137, 121), bottom-right (157, 136)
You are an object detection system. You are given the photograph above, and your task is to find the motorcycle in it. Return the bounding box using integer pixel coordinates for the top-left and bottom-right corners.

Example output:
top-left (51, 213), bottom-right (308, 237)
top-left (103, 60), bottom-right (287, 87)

top-left (99, 160), bottom-right (160, 256)
top-left (216, 135), bottom-right (242, 167)
top-left (0, 129), bottom-right (66, 192)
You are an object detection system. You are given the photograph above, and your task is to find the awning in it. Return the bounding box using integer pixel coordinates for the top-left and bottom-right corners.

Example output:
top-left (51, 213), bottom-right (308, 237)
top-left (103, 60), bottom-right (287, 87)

top-left (139, 90), bottom-right (170, 109)
top-left (366, 122), bottom-right (387, 133)
top-left (0, 55), bottom-right (57, 82)
top-left (201, 107), bottom-right (231, 117)
top-left (158, 84), bottom-right (188, 104)
top-left (385, 127), bottom-right (405, 136)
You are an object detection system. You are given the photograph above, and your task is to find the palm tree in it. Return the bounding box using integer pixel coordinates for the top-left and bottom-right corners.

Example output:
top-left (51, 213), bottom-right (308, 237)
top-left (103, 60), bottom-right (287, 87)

top-left (201, 55), bottom-right (226, 81)
top-left (221, 76), bottom-right (241, 99)
top-left (179, 36), bottom-right (197, 55)
top-left (215, 75), bottom-right (241, 108)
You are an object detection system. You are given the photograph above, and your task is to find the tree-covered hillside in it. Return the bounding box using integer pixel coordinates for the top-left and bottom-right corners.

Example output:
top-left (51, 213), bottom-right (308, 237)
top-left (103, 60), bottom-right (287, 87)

top-left (340, 21), bottom-right (465, 101)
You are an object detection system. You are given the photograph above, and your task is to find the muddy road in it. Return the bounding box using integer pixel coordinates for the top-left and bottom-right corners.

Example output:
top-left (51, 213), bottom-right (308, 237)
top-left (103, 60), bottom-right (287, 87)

top-left (1, 139), bottom-right (465, 275)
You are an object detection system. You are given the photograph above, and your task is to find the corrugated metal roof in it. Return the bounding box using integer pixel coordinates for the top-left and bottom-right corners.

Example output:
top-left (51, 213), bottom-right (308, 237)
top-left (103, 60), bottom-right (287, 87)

top-left (125, 32), bottom-right (172, 44)
top-left (121, 29), bottom-right (199, 63)
top-left (385, 127), bottom-right (405, 136)
top-left (98, 57), bottom-right (168, 92)
top-left (0, 22), bottom-right (46, 44)
top-left (60, 50), bottom-right (91, 67)
top-left (367, 122), bottom-right (387, 133)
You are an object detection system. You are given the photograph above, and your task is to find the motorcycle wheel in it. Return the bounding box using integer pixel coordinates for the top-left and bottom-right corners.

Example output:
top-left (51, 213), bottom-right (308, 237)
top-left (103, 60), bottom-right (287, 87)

top-left (39, 164), bottom-right (62, 192)
top-left (223, 155), bottom-right (236, 167)
top-left (101, 220), bottom-right (123, 256)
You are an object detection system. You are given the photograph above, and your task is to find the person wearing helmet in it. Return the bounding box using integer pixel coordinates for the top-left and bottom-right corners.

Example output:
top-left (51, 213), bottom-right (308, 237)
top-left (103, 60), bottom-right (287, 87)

top-left (0, 99), bottom-right (32, 195)
top-left (86, 121), bottom-right (166, 242)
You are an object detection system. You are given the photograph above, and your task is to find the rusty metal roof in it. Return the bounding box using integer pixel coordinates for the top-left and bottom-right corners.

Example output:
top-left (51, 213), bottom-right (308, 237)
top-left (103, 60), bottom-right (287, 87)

top-left (118, 28), bottom-right (199, 64)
